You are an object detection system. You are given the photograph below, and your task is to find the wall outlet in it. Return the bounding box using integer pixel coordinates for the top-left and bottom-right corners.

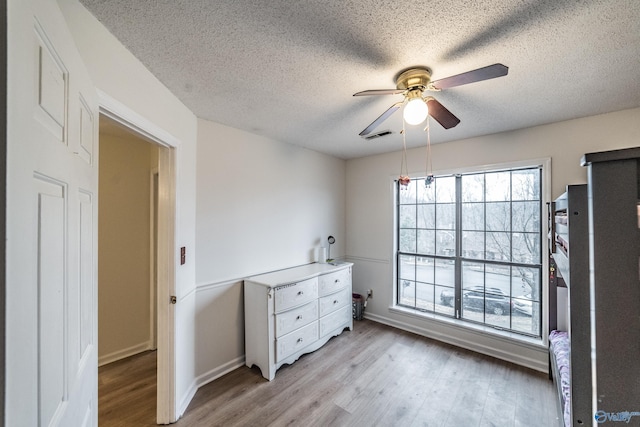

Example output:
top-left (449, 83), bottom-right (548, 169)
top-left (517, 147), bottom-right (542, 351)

top-left (367, 289), bottom-right (373, 298)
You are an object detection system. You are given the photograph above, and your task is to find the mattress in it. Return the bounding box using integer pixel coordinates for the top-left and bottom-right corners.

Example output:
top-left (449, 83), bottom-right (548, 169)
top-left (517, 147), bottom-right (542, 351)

top-left (549, 330), bottom-right (571, 427)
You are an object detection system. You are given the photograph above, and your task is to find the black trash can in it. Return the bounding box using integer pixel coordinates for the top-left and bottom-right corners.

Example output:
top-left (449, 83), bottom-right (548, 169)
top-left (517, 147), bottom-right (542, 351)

top-left (352, 293), bottom-right (364, 320)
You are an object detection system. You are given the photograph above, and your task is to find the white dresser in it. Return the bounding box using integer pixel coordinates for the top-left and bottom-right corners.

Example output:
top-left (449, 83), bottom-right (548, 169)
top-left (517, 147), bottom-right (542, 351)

top-left (244, 262), bottom-right (353, 380)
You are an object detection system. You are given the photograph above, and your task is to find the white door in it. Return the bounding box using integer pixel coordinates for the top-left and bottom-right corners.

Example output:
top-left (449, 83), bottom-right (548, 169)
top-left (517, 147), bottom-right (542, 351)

top-left (7, 0), bottom-right (99, 425)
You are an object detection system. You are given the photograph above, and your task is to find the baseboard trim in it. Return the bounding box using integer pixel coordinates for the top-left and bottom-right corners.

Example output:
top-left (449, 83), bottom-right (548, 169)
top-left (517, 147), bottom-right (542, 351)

top-left (364, 312), bottom-right (549, 373)
top-left (196, 355), bottom-right (246, 388)
top-left (98, 341), bottom-right (154, 367)
top-left (177, 356), bottom-right (246, 417)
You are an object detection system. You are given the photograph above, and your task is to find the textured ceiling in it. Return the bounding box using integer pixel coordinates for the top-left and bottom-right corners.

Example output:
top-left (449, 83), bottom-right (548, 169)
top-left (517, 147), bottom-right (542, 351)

top-left (80, 0), bottom-right (640, 159)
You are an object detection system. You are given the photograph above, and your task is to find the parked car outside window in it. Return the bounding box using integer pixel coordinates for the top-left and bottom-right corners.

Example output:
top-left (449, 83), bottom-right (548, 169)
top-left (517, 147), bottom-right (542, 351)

top-left (440, 286), bottom-right (513, 316)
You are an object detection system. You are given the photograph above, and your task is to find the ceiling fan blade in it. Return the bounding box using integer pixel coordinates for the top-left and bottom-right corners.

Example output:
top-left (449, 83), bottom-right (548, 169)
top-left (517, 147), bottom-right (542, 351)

top-left (353, 89), bottom-right (404, 96)
top-left (426, 98), bottom-right (460, 129)
top-left (431, 63), bottom-right (508, 90)
top-left (359, 102), bottom-right (402, 136)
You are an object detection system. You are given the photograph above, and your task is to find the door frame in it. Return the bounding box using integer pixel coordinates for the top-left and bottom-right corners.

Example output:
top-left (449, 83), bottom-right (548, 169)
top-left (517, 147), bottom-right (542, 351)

top-left (150, 168), bottom-right (159, 350)
top-left (97, 89), bottom-right (178, 424)
top-left (0, 1), bottom-right (7, 422)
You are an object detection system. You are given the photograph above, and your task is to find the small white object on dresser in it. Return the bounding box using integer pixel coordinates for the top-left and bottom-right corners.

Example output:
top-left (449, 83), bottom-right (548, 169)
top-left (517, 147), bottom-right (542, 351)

top-left (244, 262), bottom-right (353, 380)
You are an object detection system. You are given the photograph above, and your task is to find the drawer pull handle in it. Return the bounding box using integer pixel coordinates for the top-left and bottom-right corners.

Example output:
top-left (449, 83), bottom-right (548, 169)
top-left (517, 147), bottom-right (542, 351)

top-left (333, 300), bottom-right (338, 304)
top-left (335, 279), bottom-right (340, 283)
top-left (297, 291), bottom-right (304, 296)
top-left (297, 338), bottom-right (303, 343)
top-left (296, 315), bottom-right (302, 320)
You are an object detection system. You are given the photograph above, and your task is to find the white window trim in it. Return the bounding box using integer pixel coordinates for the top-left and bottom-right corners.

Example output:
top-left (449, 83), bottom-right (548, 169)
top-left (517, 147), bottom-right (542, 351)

top-left (390, 157), bottom-right (552, 345)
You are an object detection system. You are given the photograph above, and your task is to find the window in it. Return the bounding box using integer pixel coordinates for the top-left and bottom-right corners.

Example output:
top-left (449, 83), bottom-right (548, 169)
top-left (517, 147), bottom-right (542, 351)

top-left (396, 166), bottom-right (542, 337)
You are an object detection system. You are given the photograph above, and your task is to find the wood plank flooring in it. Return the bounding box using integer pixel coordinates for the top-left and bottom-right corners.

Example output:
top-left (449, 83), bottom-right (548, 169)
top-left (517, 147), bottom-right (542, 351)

top-left (99, 320), bottom-right (561, 427)
top-left (99, 349), bottom-right (157, 426)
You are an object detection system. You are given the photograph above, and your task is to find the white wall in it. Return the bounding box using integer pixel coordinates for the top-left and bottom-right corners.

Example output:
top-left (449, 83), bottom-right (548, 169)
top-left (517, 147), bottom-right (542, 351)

top-left (194, 118), bottom-right (346, 383)
top-left (345, 107), bottom-right (640, 371)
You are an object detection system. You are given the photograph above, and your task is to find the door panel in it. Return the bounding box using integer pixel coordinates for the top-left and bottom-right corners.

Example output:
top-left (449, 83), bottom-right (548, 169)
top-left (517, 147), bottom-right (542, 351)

top-left (34, 19), bottom-right (68, 143)
top-left (7, 0), bottom-right (99, 425)
top-left (78, 96), bottom-right (94, 164)
top-left (35, 175), bottom-right (66, 426)
top-left (79, 190), bottom-right (94, 362)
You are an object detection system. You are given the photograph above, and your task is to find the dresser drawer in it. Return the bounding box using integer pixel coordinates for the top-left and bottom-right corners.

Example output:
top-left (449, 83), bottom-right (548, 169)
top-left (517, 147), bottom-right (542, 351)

top-left (319, 268), bottom-right (350, 296)
top-left (274, 278), bottom-right (318, 313)
top-left (275, 301), bottom-right (318, 338)
top-left (276, 321), bottom-right (318, 362)
top-left (319, 305), bottom-right (351, 337)
top-left (318, 286), bottom-right (350, 317)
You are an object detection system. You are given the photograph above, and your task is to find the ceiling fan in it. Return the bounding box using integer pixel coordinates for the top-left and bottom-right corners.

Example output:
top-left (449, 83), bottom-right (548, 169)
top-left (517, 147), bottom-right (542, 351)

top-left (354, 63), bottom-right (508, 136)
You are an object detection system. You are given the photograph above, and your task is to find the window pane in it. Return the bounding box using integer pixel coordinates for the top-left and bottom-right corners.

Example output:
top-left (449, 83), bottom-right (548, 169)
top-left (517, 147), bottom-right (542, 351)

top-left (485, 302), bottom-right (510, 328)
top-left (513, 232), bottom-right (540, 264)
top-left (486, 263), bottom-right (510, 294)
top-left (399, 205), bottom-right (416, 228)
top-left (417, 204), bottom-right (435, 229)
top-left (399, 229), bottom-right (416, 253)
top-left (484, 274), bottom-right (512, 328)
top-left (486, 202), bottom-right (510, 231)
top-left (435, 176), bottom-right (456, 203)
top-left (512, 266), bottom-right (540, 300)
top-left (485, 171), bottom-right (510, 202)
top-left (462, 261), bottom-right (484, 290)
top-left (486, 232), bottom-right (510, 261)
top-left (512, 298), bottom-right (540, 335)
top-left (436, 203), bottom-right (455, 229)
top-left (398, 255), bottom-right (416, 281)
top-left (399, 180), bottom-right (417, 204)
top-left (417, 230), bottom-right (435, 255)
top-left (462, 202), bottom-right (484, 230)
top-left (462, 174), bottom-right (484, 202)
top-left (435, 230), bottom-right (455, 256)
top-left (512, 201), bottom-right (540, 232)
top-left (512, 265), bottom-right (540, 336)
top-left (417, 180), bottom-right (436, 203)
top-left (462, 231), bottom-right (484, 259)
top-left (399, 279), bottom-right (415, 306)
top-left (416, 282), bottom-right (434, 311)
top-left (512, 169), bottom-right (540, 201)
top-left (461, 288), bottom-right (485, 322)
top-left (436, 284), bottom-right (455, 316)
top-left (435, 258), bottom-right (454, 286)
top-left (415, 257), bottom-right (434, 283)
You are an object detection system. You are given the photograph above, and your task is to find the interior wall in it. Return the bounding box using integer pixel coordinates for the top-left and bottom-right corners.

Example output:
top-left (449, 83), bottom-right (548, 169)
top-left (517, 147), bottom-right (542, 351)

top-left (98, 131), bottom-right (157, 365)
top-left (194, 118), bottom-right (347, 383)
top-left (345, 107), bottom-right (640, 371)
top-left (57, 0), bottom-right (199, 415)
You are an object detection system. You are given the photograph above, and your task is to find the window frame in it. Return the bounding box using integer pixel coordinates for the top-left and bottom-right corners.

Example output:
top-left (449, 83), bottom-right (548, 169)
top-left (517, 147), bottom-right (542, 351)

top-left (392, 159), bottom-right (551, 340)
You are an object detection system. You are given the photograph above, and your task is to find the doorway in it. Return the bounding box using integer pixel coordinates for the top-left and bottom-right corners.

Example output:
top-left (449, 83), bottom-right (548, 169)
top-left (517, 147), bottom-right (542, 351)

top-left (98, 116), bottom-right (159, 366)
top-left (98, 115), bottom-right (160, 424)
top-left (96, 96), bottom-right (177, 423)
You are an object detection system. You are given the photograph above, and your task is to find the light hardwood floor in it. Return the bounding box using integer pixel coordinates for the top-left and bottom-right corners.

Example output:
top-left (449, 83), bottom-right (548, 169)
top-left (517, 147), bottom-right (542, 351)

top-left (99, 320), bottom-right (561, 427)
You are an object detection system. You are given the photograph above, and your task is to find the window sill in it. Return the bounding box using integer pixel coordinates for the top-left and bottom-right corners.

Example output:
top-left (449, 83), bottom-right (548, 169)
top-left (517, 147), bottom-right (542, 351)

top-left (389, 305), bottom-right (547, 350)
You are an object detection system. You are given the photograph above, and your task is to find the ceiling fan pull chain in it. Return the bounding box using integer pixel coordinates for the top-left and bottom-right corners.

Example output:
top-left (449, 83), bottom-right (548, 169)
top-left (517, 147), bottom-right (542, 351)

top-left (399, 120), bottom-right (410, 189)
top-left (424, 118), bottom-right (435, 187)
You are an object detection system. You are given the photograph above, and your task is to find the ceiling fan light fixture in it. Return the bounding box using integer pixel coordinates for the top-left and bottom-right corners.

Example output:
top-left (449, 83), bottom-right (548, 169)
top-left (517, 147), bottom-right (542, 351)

top-left (403, 97), bottom-right (428, 125)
